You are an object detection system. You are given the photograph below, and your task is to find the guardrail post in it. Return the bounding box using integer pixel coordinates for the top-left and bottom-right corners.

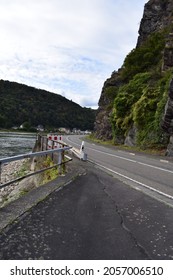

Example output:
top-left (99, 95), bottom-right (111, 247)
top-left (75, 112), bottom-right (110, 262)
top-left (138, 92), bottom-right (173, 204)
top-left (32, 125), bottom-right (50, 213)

top-left (44, 136), bottom-right (47, 151)
top-left (46, 137), bottom-right (48, 150)
top-left (58, 150), bottom-right (62, 175)
top-left (0, 162), bottom-right (2, 183)
top-left (41, 135), bottom-right (44, 151)
top-left (51, 140), bottom-right (54, 161)
top-left (62, 144), bottom-right (65, 174)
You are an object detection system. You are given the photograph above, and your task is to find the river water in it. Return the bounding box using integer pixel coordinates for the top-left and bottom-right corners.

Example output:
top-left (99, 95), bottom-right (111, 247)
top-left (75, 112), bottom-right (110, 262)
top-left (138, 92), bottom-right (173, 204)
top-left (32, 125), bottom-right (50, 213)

top-left (0, 132), bottom-right (36, 159)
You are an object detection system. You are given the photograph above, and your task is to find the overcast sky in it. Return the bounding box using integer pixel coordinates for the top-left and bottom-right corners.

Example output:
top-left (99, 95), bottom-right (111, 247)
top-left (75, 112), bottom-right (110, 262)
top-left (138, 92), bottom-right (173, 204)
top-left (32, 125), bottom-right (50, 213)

top-left (0, 0), bottom-right (147, 108)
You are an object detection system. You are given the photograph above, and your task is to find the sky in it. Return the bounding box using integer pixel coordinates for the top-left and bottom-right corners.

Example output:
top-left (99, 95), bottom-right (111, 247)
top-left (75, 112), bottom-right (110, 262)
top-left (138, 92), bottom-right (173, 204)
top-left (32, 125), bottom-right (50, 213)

top-left (0, 0), bottom-right (147, 109)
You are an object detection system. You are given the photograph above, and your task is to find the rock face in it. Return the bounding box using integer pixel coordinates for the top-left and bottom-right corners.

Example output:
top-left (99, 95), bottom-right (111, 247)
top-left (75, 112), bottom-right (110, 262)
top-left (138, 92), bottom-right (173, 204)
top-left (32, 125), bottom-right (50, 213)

top-left (94, 0), bottom-right (173, 152)
top-left (161, 32), bottom-right (173, 156)
top-left (124, 126), bottom-right (137, 147)
top-left (94, 70), bottom-right (122, 140)
top-left (162, 33), bottom-right (173, 71)
top-left (161, 77), bottom-right (173, 155)
top-left (165, 135), bottom-right (173, 156)
top-left (161, 78), bottom-right (173, 134)
top-left (137, 0), bottom-right (173, 46)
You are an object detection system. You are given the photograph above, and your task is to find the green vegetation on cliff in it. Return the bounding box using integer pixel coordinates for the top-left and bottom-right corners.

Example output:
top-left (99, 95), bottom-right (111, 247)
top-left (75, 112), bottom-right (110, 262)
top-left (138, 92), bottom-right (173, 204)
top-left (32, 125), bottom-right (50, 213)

top-left (110, 30), bottom-right (173, 149)
top-left (0, 80), bottom-right (96, 131)
top-left (121, 32), bottom-right (166, 81)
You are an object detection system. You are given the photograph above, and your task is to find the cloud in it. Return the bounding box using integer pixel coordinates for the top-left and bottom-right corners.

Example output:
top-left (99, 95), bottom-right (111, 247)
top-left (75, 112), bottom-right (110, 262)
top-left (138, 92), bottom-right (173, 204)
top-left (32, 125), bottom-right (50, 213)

top-left (0, 0), bottom-right (147, 108)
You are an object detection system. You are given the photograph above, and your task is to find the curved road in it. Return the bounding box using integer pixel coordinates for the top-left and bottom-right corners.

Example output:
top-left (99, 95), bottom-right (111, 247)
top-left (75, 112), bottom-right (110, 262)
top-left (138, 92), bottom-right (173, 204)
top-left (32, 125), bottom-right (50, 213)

top-left (1, 134), bottom-right (173, 260)
top-left (64, 135), bottom-right (173, 207)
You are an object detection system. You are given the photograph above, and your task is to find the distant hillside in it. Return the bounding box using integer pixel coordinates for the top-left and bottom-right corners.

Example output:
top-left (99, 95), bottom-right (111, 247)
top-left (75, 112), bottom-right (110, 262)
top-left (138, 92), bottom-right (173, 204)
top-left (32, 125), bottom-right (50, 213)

top-left (0, 80), bottom-right (96, 130)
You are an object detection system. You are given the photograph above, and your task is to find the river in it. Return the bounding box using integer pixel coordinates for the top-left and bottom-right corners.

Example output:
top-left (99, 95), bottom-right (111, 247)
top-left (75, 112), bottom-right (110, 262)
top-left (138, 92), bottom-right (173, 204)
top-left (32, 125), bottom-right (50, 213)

top-left (0, 132), bottom-right (37, 159)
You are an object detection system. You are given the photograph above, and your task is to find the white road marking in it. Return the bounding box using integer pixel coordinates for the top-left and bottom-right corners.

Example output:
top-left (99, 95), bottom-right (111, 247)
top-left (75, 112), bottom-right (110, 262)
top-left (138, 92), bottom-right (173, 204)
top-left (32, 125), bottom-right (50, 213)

top-left (87, 147), bottom-right (137, 163)
top-left (87, 146), bottom-right (173, 173)
top-left (138, 162), bottom-right (173, 174)
top-left (66, 136), bottom-right (173, 174)
top-left (66, 136), bottom-right (80, 147)
top-left (89, 160), bottom-right (173, 201)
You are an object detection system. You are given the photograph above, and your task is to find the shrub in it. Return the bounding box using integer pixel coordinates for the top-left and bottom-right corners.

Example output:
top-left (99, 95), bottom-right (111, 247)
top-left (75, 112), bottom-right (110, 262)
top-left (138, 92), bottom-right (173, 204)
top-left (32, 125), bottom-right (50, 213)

top-left (121, 31), bottom-right (166, 80)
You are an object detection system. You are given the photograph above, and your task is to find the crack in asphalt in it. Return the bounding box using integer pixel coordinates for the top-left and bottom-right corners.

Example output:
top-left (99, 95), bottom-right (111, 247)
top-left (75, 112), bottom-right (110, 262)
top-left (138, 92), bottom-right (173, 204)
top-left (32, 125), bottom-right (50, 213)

top-left (114, 203), bottom-right (151, 259)
top-left (96, 173), bottom-right (151, 260)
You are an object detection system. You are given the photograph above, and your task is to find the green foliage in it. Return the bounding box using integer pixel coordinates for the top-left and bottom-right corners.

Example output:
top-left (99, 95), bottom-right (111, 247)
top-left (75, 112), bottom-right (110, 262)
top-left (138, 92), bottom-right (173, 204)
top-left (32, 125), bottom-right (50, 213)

top-left (42, 156), bottom-right (58, 184)
top-left (111, 69), bottom-right (172, 148)
top-left (111, 72), bottom-right (152, 140)
top-left (104, 86), bottom-right (118, 100)
top-left (154, 70), bottom-right (173, 127)
top-left (0, 114), bottom-right (7, 128)
top-left (15, 161), bottom-right (29, 178)
top-left (0, 80), bottom-right (96, 130)
top-left (110, 27), bottom-right (173, 149)
top-left (22, 121), bottom-right (32, 131)
top-left (132, 71), bottom-right (172, 147)
top-left (121, 31), bottom-right (166, 81)
top-left (132, 87), bottom-right (158, 128)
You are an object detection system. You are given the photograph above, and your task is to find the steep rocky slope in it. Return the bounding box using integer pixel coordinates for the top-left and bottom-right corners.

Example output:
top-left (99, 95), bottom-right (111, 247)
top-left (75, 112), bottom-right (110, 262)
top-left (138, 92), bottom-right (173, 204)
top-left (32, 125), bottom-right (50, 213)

top-left (94, 70), bottom-right (122, 140)
top-left (94, 0), bottom-right (173, 154)
top-left (137, 0), bottom-right (173, 46)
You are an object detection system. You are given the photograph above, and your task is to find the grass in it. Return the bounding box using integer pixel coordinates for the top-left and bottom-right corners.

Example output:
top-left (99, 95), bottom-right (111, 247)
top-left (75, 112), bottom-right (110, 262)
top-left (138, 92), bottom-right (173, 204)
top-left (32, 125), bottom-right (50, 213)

top-left (37, 156), bottom-right (59, 185)
top-left (14, 160), bottom-right (31, 179)
top-left (14, 156), bottom-right (59, 188)
top-left (19, 189), bottom-right (29, 197)
top-left (86, 134), bottom-right (166, 157)
top-left (15, 165), bottom-right (28, 178)
top-left (85, 134), bottom-right (114, 145)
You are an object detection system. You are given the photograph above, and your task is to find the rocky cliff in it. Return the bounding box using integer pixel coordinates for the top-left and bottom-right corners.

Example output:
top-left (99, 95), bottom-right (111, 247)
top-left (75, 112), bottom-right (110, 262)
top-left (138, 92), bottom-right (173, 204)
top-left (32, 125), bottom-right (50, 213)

top-left (94, 0), bottom-right (173, 154)
top-left (137, 0), bottom-right (173, 46)
top-left (94, 70), bottom-right (122, 140)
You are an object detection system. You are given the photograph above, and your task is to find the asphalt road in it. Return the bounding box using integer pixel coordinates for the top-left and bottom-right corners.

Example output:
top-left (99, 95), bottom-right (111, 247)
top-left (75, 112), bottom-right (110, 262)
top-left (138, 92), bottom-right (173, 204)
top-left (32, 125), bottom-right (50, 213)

top-left (1, 161), bottom-right (173, 260)
top-left (64, 135), bottom-right (173, 207)
top-left (1, 136), bottom-right (173, 259)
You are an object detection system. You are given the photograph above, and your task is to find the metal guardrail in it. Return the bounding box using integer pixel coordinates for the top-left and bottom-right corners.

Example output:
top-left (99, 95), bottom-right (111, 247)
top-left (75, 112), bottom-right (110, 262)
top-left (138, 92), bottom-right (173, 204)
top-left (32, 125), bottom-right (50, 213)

top-left (0, 146), bottom-right (72, 189)
top-left (39, 134), bottom-right (87, 160)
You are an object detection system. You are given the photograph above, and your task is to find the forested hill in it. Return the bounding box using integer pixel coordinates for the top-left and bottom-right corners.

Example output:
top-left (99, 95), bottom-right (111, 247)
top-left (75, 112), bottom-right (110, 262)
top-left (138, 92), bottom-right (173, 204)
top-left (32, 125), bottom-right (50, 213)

top-left (0, 79), bottom-right (96, 130)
